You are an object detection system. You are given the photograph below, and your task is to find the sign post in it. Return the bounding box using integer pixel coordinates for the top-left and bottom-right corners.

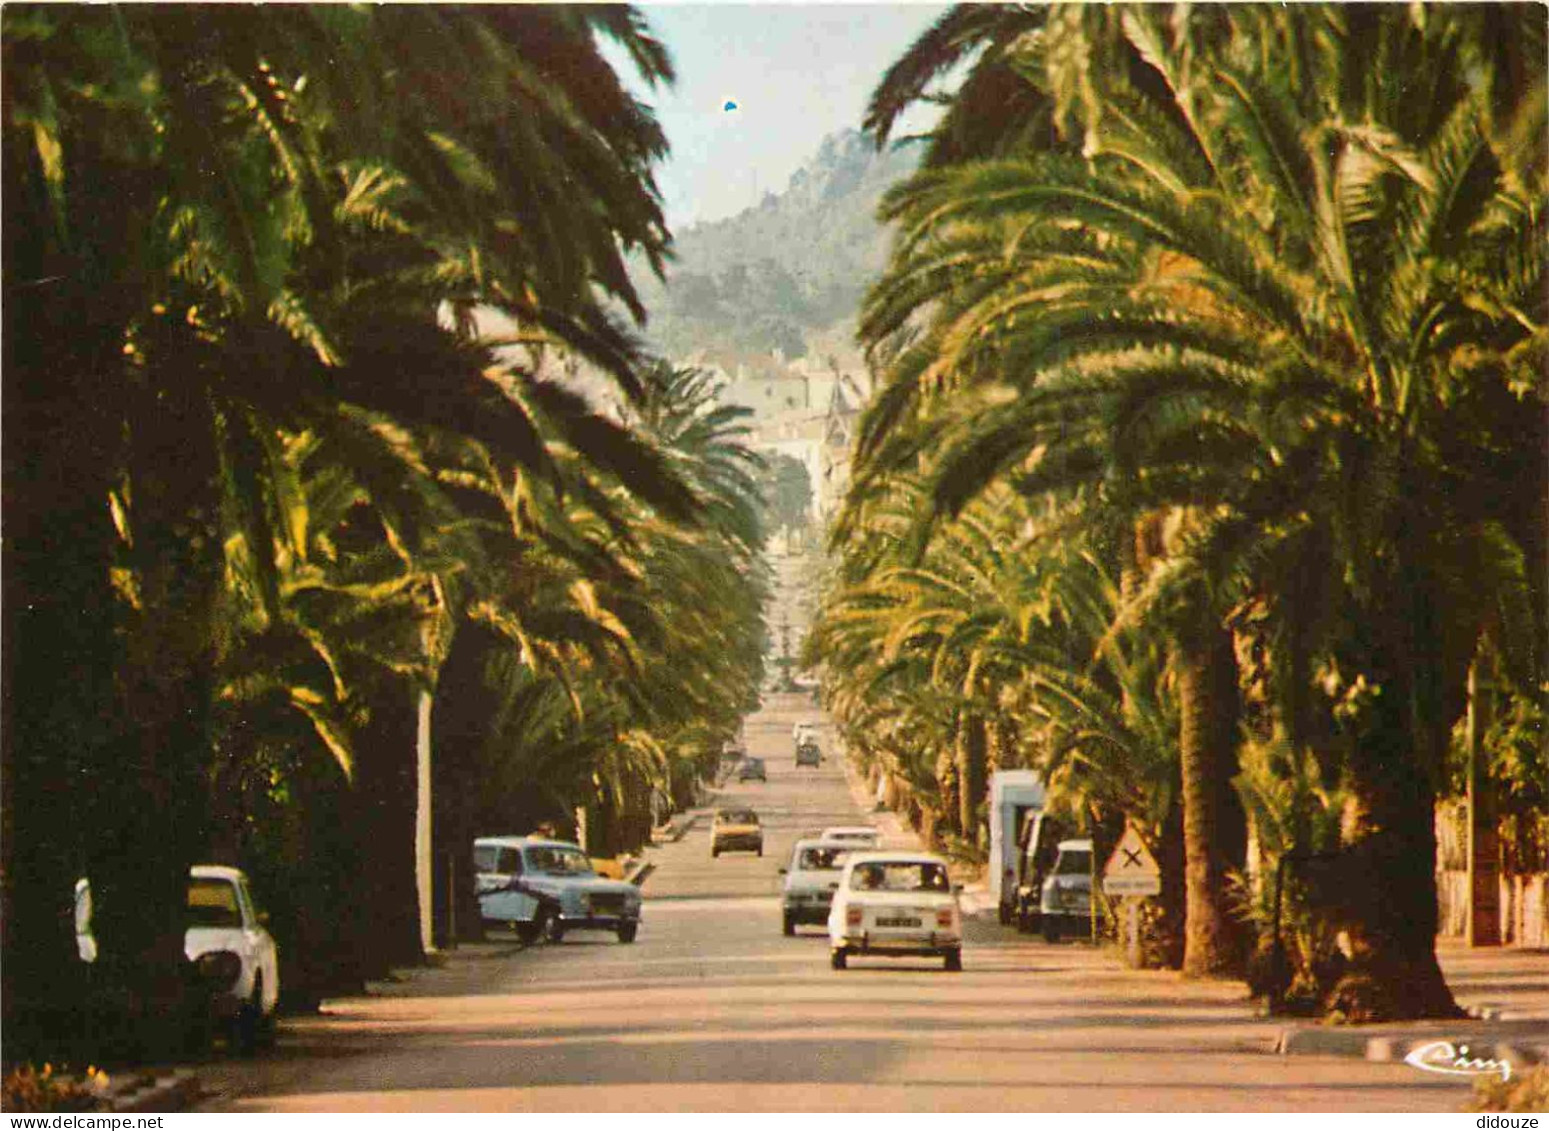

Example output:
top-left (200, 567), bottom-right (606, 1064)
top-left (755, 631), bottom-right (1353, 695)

top-left (1102, 823), bottom-right (1162, 896)
top-left (1103, 824), bottom-right (1161, 966)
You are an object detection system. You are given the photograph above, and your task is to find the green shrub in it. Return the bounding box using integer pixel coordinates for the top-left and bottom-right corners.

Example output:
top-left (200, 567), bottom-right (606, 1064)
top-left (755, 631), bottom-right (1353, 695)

top-left (1, 1063), bottom-right (111, 1112)
top-left (1467, 1065), bottom-right (1549, 1113)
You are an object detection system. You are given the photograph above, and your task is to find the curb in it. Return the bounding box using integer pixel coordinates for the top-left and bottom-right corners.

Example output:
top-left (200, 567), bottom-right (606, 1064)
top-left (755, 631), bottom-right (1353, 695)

top-left (959, 886), bottom-right (997, 918)
top-left (109, 1068), bottom-right (201, 1113)
top-left (1277, 1023), bottom-right (1549, 1070)
top-left (651, 811), bottom-right (703, 845)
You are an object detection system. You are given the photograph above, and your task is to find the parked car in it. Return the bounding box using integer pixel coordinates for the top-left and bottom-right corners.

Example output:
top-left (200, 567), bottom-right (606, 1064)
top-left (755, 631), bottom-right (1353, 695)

top-left (827, 851), bottom-right (962, 971)
top-left (75, 865), bottom-right (280, 1047)
top-left (1013, 813), bottom-right (1072, 933)
top-left (779, 839), bottom-right (855, 935)
top-left (795, 741), bottom-right (822, 767)
top-left (820, 826), bottom-right (881, 848)
top-left (737, 757), bottom-right (767, 782)
top-left (1038, 838), bottom-right (1094, 942)
top-left (792, 721), bottom-right (815, 742)
top-left (475, 836), bottom-right (642, 944)
top-left (711, 808), bottom-right (763, 857)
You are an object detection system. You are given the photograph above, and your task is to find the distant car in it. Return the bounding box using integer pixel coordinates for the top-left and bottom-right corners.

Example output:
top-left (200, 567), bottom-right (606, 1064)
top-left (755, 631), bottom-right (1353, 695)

top-left (792, 721), bottom-right (815, 742)
top-left (795, 741), bottom-right (822, 767)
top-left (711, 808), bottom-right (763, 857)
top-left (780, 839), bottom-right (855, 935)
top-left (475, 836), bottom-right (642, 944)
top-left (1039, 838), bottom-right (1093, 943)
top-left (827, 851), bottom-right (962, 971)
top-left (820, 826), bottom-right (881, 848)
top-left (75, 865), bottom-right (280, 1047)
top-left (737, 757), bottom-right (767, 782)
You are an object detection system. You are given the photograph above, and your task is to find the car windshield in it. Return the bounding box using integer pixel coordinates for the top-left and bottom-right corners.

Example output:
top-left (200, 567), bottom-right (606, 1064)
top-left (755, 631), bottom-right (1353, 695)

top-left (474, 845), bottom-right (523, 874)
top-left (720, 810), bottom-right (758, 825)
top-left (186, 877), bottom-right (243, 928)
top-left (798, 846), bottom-right (850, 871)
top-left (1055, 850), bottom-right (1092, 876)
top-left (828, 831), bottom-right (875, 842)
top-left (850, 861), bottom-right (951, 892)
top-left (525, 846), bottom-right (593, 876)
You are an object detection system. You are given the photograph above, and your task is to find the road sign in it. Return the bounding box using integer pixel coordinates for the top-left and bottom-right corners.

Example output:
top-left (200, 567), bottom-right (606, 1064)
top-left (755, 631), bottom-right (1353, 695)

top-left (1103, 873), bottom-right (1161, 896)
top-left (1102, 823), bottom-right (1161, 897)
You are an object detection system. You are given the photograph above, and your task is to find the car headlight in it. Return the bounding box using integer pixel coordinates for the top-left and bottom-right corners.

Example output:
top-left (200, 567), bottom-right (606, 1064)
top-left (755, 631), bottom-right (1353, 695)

top-left (195, 950), bottom-right (242, 991)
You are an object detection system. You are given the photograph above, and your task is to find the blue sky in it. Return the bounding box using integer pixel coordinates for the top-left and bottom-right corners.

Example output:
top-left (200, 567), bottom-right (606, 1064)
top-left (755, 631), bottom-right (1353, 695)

top-left (617, 4), bottom-right (950, 228)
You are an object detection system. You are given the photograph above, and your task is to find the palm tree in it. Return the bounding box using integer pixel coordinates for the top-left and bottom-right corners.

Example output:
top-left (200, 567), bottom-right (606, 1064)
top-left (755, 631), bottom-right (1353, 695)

top-left (850, 4), bottom-right (1545, 1015)
top-left (427, 361), bottom-right (769, 938)
top-left (3, 3), bottom-right (687, 1050)
top-left (811, 470), bottom-right (1195, 956)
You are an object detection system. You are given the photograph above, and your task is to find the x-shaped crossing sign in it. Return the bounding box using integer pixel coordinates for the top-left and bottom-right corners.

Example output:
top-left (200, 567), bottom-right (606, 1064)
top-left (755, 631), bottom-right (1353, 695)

top-left (1103, 824), bottom-right (1160, 879)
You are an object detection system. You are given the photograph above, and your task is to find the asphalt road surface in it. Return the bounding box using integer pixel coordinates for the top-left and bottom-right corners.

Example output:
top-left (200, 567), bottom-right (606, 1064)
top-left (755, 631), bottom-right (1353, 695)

top-left (196, 694), bottom-right (1475, 1112)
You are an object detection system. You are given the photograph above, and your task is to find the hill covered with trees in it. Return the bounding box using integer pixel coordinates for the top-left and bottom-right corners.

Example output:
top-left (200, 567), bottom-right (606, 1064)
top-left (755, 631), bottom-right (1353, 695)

top-left (635, 129), bottom-right (918, 368)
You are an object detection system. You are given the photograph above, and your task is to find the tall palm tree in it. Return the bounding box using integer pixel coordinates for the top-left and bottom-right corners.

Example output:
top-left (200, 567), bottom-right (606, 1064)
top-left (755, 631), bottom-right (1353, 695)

top-left (3, 3), bottom-right (688, 1049)
top-left (850, 4), bottom-right (1545, 1015)
top-left (429, 361), bottom-right (769, 936)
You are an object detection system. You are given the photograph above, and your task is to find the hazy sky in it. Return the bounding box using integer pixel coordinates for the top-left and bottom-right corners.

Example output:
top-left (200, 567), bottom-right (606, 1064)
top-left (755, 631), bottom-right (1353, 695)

top-left (620, 4), bottom-right (950, 229)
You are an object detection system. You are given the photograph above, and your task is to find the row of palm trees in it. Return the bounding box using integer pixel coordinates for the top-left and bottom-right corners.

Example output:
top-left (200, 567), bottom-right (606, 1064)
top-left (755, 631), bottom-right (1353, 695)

top-left (3, 6), bottom-right (768, 1057)
top-left (808, 4), bottom-right (1545, 1020)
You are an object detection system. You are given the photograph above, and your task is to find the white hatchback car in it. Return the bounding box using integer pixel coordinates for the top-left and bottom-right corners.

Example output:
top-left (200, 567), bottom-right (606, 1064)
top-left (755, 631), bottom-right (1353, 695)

top-left (780, 839), bottom-right (856, 935)
top-left (75, 865), bottom-right (280, 1042)
top-left (475, 836), bottom-right (643, 943)
top-left (827, 851), bottom-right (962, 971)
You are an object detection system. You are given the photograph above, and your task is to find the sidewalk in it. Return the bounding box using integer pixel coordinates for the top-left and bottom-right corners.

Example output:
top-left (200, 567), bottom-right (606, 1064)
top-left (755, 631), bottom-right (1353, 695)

top-left (836, 743), bottom-right (1549, 1073)
top-left (1277, 941), bottom-right (1549, 1070)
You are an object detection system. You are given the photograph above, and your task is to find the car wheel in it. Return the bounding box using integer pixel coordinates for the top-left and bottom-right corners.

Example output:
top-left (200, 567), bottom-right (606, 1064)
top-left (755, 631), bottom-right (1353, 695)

top-left (944, 948), bottom-right (963, 972)
top-left (782, 913), bottom-right (795, 937)
top-left (617, 921), bottom-right (638, 944)
top-left (830, 947), bottom-right (848, 970)
top-left (515, 919), bottom-right (541, 946)
top-left (757, 844), bottom-right (764, 857)
top-left (234, 975), bottom-right (265, 1054)
top-left (1043, 919), bottom-right (1062, 944)
top-left (545, 915), bottom-right (566, 944)
top-left (712, 846), bottom-right (721, 858)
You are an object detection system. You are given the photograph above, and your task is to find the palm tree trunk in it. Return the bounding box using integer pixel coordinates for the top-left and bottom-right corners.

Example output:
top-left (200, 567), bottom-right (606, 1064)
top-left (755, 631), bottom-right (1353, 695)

top-left (934, 744), bottom-right (961, 839)
top-left (1176, 624), bottom-right (1246, 977)
top-left (431, 624), bottom-right (499, 944)
top-left (352, 679), bottom-right (427, 974)
top-left (956, 711), bottom-right (988, 848)
top-left (1142, 796), bottom-right (1187, 969)
top-left (1328, 647), bottom-right (1461, 1021)
top-left (2, 260), bottom-right (130, 1056)
top-left (84, 390), bottom-right (225, 1056)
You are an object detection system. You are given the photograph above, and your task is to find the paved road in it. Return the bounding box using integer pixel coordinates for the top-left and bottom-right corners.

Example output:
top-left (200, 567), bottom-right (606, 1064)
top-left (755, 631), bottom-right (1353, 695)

top-left (196, 695), bottom-right (1479, 1112)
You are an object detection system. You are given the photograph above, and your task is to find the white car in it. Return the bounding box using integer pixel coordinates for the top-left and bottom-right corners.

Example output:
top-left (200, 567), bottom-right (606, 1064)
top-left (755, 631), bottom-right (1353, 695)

top-left (75, 865), bottom-right (280, 1044)
top-left (780, 839), bottom-right (856, 935)
top-left (1038, 838), bottom-right (1094, 942)
top-left (827, 851), bottom-right (963, 971)
top-left (475, 836), bottom-right (642, 944)
top-left (820, 826), bottom-right (881, 848)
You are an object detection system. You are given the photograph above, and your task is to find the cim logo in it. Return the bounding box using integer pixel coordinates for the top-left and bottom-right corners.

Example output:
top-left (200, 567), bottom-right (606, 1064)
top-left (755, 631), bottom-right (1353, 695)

top-left (1403, 1039), bottom-right (1512, 1082)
